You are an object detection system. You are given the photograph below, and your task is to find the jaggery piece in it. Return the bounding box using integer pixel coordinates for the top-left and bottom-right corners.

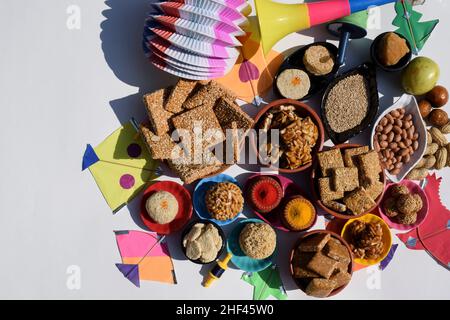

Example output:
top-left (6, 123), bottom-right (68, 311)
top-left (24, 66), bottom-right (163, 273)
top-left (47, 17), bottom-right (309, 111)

top-left (306, 253), bottom-right (339, 279)
top-left (356, 151), bottom-right (382, 184)
top-left (319, 178), bottom-right (344, 202)
top-left (344, 146), bottom-right (369, 167)
top-left (298, 233), bottom-right (331, 252)
top-left (317, 149), bottom-right (345, 176)
top-left (305, 278), bottom-right (337, 298)
top-left (213, 97), bottom-right (253, 131)
top-left (343, 187), bottom-right (376, 215)
top-left (140, 123), bottom-right (180, 160)
top-left (335, 259), bottom-right (350, 272)
top-left (184, 81), bottom-right (237, 110)
top-left (330, 270), bottom-right (352, 289)
top-left (323, 238), bottom-right (351, 263)
top-left (364, 180), bottom-right (384, 201)
top-left (165, 79), bottom-right (197, 114)
top-left (292, 251), bottom-right (320, 278)
top-left (143, 88), bottom-right (173, 135)
top-left (378, 32), bottom-right (410, 66)
top-left (332, 167), bottom-right (359, 192)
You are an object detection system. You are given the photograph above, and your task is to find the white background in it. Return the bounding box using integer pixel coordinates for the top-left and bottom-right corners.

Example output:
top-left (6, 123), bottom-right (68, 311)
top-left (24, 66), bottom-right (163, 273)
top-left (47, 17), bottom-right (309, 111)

top-left (0, 0), bottom-right (449, 299)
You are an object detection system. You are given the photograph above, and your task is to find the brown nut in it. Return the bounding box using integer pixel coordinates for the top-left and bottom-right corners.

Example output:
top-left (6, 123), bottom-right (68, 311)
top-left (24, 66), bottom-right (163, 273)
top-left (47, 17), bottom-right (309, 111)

top-left (394, 135), bottom-right (402, 143)
top-left (379, 134), bottom-right (388, 141)
top-left (390, 168), bottom-right (401, 175)
top-left (380, 141), bottom-right (388, 148)
top-left (393, 126), bottom-right (402, 135)
top-left (426, 85), bottom-right (449, 108)
top-left (429, 109), bottom-right (449, 127)
top-left (376, 125), bottom-right (383, 132)
top-left (419, 100), bottom-right (433, 118)
top-left (390, 109), bottom-right (401, 118)
top-left (413, 140), bottom-right (419, 151)
top-left (383, 124), bottom-right (393, 134)
top-left (387, 131), bottom-right (395, 142)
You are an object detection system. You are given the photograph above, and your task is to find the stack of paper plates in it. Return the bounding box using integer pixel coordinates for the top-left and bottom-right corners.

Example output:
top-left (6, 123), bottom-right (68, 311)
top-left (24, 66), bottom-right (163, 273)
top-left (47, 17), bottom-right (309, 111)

top-left (143, 0), bottom-right (250, 80)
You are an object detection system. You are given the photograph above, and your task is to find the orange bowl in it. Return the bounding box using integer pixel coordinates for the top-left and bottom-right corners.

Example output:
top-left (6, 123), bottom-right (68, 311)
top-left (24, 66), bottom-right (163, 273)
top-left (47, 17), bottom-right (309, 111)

top-left (310, 143), bottom-right (386, 220)
top-left (251, 99), bottom-right (325, 173)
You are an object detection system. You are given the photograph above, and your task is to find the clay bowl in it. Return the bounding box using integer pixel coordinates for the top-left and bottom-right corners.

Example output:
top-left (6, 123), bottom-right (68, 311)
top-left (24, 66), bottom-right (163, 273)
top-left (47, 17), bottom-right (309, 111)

top-left (310, 143), bottom-right (387, 220)
top-left (251, 99), bottom-right (325, 173)
top-left (289, 229), bottom-right (353, 298)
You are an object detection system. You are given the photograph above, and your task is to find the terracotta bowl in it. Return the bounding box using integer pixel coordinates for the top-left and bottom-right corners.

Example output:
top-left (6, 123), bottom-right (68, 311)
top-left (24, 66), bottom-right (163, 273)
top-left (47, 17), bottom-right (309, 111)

top-left (310, 143), bottom-right (387, 220)
top-left (289, 230), bottom-right (353, 298)
top-left (251, 99), bottom-right (325, 174)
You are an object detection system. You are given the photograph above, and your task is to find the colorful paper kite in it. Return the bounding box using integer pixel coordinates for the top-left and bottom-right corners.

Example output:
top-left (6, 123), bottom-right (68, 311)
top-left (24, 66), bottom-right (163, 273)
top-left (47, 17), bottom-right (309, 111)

top-left (397, 174), bottom-right (450, 270)
top-left (241, 264), bottom-right (287, 300)
top-left (82, 120), bottom-right (160, 212)
top-left (115, 230), bottom-right (177, 287)
top-left (216, 16), bottom-right (284, 105)
top-left (392, 0), bottom-right (439, 54)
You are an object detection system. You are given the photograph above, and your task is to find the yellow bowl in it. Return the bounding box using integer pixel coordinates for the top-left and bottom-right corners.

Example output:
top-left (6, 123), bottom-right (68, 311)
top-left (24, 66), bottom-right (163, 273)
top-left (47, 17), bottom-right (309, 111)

top-left (341, 213), bottom-right (392, 266)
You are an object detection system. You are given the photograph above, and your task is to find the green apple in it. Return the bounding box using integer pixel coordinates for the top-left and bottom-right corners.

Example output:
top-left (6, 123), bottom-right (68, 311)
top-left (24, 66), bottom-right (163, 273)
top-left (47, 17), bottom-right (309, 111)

top-left (402, 57), bottom-right (440, 95)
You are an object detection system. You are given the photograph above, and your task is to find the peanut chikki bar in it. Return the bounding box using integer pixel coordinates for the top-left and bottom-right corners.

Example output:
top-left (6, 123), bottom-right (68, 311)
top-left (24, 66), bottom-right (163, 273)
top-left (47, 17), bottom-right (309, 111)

top-left (183, 81), bottom-right (236, 110)
top-left (317, 149), bottom-right (345, 176)
top-left (343, 187), bottom-right (376, 215)
top-left (364, 180), bottom-right (384, 201)
top-left (332, 167), bottom-right (359, 192)
top-left (343, 146), bottom-right (369, 167)
top-left (143, 88), bottom-right (173, 135)
top-left (140, 123), bottom-right (177, 160)
top-left (319, 178), bottom-right (344, 202)
top-left (164, 79), bottom-right (198, 114)
top-left (356, 150), bottom-right (382, 183)
top-left (212, 98), bottom-right (254, 131)
top-left (167, 158), bottom-right (227, 184)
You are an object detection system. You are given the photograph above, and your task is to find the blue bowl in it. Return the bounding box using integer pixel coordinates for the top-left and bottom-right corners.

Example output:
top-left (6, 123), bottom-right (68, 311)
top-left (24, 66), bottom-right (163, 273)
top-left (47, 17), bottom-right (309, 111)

top-left (193, 174), bottom-right (242, 226)
top-left (227, 218), bottom-right (277, 272)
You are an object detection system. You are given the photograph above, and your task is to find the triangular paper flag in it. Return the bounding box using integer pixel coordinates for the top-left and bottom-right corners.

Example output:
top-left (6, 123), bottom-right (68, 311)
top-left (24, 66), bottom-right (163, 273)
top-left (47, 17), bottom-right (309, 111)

top-left (116, 263), bottom-right (141, 287)
top-left (82, 144), bottom-right (99, 170)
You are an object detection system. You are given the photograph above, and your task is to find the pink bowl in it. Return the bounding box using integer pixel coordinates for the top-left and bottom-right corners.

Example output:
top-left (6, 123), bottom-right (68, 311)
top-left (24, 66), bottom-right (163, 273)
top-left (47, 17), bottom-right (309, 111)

top-left (378, 180), bottom-right (429, 231)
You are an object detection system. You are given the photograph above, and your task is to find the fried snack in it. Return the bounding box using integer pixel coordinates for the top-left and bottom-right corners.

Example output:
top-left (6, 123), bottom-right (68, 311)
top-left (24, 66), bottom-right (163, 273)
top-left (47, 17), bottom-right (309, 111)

top-left (317, 149), bottom-right (345, 176)
top-left (303, 45), bottom-right (335, 76)
top-left (306, 253), bottom-right (339, 279)
top-left (299, 233), bottom-right (331, 252)
top-left (319, 178), bottom-right (344, 202)
top-left (165, 79), bottom-right (197, 114)
top-left (356, 151), bottom-right (382, 184)
top-left (140, 124), bottom-right (180, 160)
top-left (205, 182), bottom-right (243, 221)
top-left (364, 180), bottom-right (384, 201)
top-left (239, 223), bottom-right (276, 259)
top-left (305, 278), bottom-right (337, 298)
top-left (330, 270), bottom-right (352, 289)
top-left (143, 88), bottom-right (173, 135)
top-left (378, 32), bottom-right (410, 66)
top-left (343, 146), bottom-right (370, 167)
top-left (332, 167), bottom-right (359, 192)
top-left (323, 239), bottom-right (351, 263)
top-left (343, 187), bottom-right (376, 215)
top-left (322, 200), bottom-right (347, 213)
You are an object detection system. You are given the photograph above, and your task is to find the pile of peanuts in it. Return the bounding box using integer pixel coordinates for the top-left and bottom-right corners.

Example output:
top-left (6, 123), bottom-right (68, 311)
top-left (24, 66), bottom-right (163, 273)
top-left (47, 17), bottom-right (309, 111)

top-left (373, 108), bottom-right (419, 175)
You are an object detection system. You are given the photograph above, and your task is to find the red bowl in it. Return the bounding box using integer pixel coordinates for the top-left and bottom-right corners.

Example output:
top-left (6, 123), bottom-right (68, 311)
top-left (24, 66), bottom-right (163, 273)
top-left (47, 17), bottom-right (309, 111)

top-left (140, 181), bottom-right (193, 235)
top-left (289, 230), bottom-right (353, 298)
top-left (251, 99), bottom-right (325, 173)
top-left (310, 144), bottom-right (386, 220)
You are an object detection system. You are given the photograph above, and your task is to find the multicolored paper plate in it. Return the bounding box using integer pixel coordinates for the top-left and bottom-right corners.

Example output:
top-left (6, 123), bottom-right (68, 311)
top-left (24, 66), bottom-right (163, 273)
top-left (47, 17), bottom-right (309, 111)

top-left (227, 218), bottom-right (277, 272)
top-left (341, 213), bottom-right (392, 266)
top-left (140, 181), bottom-right (193, 235)
top-left (193, 174), bottom-right (242, 226)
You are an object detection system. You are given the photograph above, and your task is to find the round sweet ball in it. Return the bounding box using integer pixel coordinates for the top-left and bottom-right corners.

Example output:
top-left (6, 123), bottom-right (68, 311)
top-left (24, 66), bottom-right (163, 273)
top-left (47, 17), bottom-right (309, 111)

top-left (390, 184), bottom-right (409, 198)
top-left (396, 194), bottom-right (421, 215)
top-left (146, 191), bottom-right (178, 224)
top-left (239, 223), bottom-right (276, 259)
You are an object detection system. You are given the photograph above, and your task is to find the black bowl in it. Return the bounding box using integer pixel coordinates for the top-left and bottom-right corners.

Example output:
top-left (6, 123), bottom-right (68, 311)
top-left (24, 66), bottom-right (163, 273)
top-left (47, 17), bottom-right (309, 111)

top-left (180, 219), bottom-right (226, 265)
top-left (321, 62), bottom-right (379, 145)
top-left (274, 42), bottom-right (341, 101)
top-left (370, 32), bottom-right (412, 72)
